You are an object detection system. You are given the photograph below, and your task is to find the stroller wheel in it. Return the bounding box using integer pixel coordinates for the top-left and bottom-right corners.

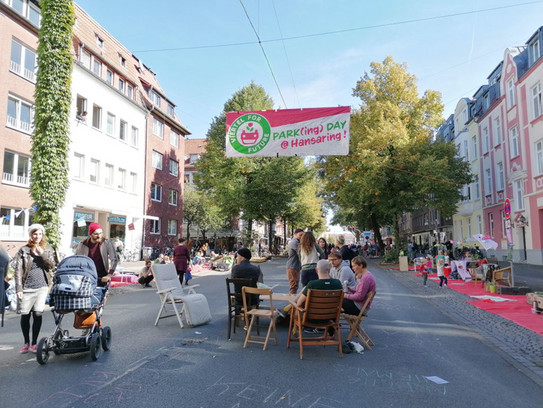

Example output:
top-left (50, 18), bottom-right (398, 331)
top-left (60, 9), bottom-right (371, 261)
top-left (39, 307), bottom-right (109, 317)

top-left (101, 326), bottom-right (112, 351)
top-left (90, 333), bottom-right (102, 361)
top-left (37, 337), bottom-right (50, 365)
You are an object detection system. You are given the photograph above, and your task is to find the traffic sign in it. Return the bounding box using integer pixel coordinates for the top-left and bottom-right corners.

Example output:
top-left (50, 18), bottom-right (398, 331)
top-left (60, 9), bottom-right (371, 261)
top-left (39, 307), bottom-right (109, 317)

top-left (504, 198), bottom-right (511, 219)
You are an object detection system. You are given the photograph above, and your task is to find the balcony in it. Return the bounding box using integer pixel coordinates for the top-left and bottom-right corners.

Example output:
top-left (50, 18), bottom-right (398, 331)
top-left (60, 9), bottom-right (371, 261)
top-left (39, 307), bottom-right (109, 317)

top-left (2, 172), bottom-right (30, 187)
top-left (6, 115), bottom-right (33, 134)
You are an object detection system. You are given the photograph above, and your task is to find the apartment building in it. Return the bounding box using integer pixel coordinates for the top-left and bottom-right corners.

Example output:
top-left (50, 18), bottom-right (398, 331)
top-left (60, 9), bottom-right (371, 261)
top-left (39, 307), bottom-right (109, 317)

top-left (0, 1), bottom-right (190, 257)
top-left (0, 0), bottom-right (40, 251)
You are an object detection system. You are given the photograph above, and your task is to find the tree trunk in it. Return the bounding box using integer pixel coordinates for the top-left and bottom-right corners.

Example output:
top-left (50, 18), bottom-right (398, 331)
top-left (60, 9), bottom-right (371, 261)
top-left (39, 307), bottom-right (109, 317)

top-left (186, 221), bottom-right (191, 242)
top-left (268, 219), bottom-right (274, 255)
top-left (370, 213), bottom-right (384, 253)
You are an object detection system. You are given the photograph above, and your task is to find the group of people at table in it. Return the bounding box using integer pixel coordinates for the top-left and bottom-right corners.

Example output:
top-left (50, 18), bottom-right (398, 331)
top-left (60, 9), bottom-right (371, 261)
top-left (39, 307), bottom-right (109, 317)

top-left (230, 229), bottom-right (377, 335)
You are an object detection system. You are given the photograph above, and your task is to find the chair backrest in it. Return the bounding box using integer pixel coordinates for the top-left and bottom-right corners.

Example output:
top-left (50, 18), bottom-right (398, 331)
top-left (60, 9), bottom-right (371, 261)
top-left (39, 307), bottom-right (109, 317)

top-left (356, 291), bottom-right (376, 317)
top-left (303, 289), bottom-right (343, 325)
top-left (226, 277), bottom-right (258, 299)
top-left (242, 287), bottom-right (273, 312)
top-left (152, 264), bottom-right (186, 298)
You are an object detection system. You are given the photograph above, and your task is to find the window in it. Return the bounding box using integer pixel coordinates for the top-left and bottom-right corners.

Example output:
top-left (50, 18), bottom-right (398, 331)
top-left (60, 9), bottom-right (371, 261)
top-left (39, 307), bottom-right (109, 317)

top-left (531, 83), bottom-right (542, 119)
top-left (73, 153), bottom-right (84, 179)
top-left (169, 159), bottom-right (179, 176)
top-left (530, 39), bottom-right (541, 65)
top-left (119, 120), bottom-right (127, 141)
top-left (150, 90), bottom-right (161, 107)
top-left (168, 189), bottom-right (178, 206)
top-left (474, 175), bottom-right (480, 200)
top-left (488, 213), bottom-right (494, 237)
top-left (10, 39), bottom-right (37, 82)
top-left (167, 104), bottom-right (175, 117)
top-left (131, 126), bottom-right (139, 147)
top-left (0, 206), bottom-right (33, 239)
top-left (484, 168), bottom-right (492, 194)
top-left (117, 168), bottom-right (126, 190)
top-left (150, 219), bottom-right (160, 234)
top-left (119, 54), bottom-right (126, 67)
top-left (170, 130), bottom-right (179, 148)
top-left (483, 94), bottom-right (489, 110)
top-left (467, 218), bottom-right (472, 237)
top-left (152, 151), bottom-right (163, 170)
top-left (76, 95), bottom-right (87, 121)
top-left (463, 140), bottom-right (468, 161)
top-left (92, 58), bottom-right (102, 77)
top-left (152, 118), bottom-right (163, 138)
top-left (106, 112), bottom-right (115, 136)
top-left (513, 180), bottom-right (524, 210)
top-left (482, 127), bottom-right (489, 153)
top-left (104, 163), bottom-right (114, 187)
top-left (7, 95), bottom-right (33, 133)
top-left (106, 69), bottom-right (114, 85)
top-left (95, 35), bottom-right (104, 49)
top-left (493, 117), bottom-right (501, 146)
top-left (476, 215), bottom-right (482, 235)
top-left (129, 172), bottom-right (137, 193)
top-left (536, 141), bottom-right (543, 175)
top-left (189, 154), bottom-right (199, 164)
top-left (89, 158), bottom-right (99, 183)
top-left (509, 126), bottom-right (519, 158)
top-left (471, 136), bottom-right (478, 161)
top-left (118, 78), bottom-right (125, 93)
top-left (2, 151), bottom-right (31, 187)
top-left (80, 49), bottom-right (91, 69)
top-left (497, 162), bottom-right (504, 191)
top-left (167, 220), bottom-right (177, 236)
top-left (92, 104), bottom-right (102, 129)
top-left (9, 0), bottom-right (41, 27)
top-left (151, 183), bottom-right (162, 201)
top-left (127, 84), bottom-right (134, 99)
top-left (506, 79), bottom-right (516, 109)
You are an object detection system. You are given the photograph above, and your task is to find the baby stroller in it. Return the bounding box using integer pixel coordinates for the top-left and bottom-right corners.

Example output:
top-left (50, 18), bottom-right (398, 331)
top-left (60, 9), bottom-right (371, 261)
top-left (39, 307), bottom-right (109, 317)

top-left (36, 255), bottom-right (112, 364)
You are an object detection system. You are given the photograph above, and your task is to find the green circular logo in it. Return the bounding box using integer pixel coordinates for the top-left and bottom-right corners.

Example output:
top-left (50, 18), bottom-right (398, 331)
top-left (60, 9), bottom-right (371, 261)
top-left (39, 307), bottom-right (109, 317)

top-left (228, 113), bottom-right (271, 155)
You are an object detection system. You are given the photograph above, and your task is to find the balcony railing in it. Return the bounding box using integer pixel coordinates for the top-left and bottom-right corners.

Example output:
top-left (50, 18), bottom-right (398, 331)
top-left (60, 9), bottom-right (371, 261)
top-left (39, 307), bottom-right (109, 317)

top-left (10, 60), bottom-right (36, 82)
top-left (2, 172), bottom-right (31, 187)
top-left (6, 115), bottom-right (33, 134)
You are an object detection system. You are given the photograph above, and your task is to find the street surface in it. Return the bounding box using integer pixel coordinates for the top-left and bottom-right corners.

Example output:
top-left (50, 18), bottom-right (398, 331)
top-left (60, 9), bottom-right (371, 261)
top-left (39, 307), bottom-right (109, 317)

top-left (1, 258), bottom-right (542, 408)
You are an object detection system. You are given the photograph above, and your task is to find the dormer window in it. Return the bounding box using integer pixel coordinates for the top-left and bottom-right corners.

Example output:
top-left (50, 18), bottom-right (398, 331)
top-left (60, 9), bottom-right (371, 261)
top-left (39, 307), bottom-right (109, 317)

top-left (530, 38), bottom-right (540, 66)
top-left (95, 34), bottom-right (104, 49)
top-left (119, 54), bottom-right (126, 67)
top-left (150, 90), bottom-right (161, 107)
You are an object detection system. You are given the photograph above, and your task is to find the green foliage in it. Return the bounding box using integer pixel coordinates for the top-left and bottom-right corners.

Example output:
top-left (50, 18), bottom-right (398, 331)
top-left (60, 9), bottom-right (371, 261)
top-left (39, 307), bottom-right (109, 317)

top-left (31, 0), bottom-right (74, 249)
top-left (196, 83), bottom-right (324, 247)
top-left (320, 56), bottom-right (472, 245)
top-left (183, 185), bottom-right (225, 241)
top-left (384, 248), bottom-right (401, 263)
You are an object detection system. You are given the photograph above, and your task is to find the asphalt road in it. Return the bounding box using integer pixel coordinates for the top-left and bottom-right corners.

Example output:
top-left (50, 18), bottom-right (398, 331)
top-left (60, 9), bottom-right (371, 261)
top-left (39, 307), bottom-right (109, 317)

top-left (1, 258), bottom-right (542, 408)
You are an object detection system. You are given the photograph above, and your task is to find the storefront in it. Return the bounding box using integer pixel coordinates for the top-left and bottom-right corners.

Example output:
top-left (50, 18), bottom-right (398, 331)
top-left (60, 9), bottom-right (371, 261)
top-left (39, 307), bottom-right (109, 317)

top-left (72, 210), bottom-right (127, 249)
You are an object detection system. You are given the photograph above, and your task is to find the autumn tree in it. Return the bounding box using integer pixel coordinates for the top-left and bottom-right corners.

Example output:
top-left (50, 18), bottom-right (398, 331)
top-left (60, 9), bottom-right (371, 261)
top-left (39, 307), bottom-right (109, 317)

top-left (30, 0), bottom-right (75, 249)
top-left (320, 56), bottom-right (471, 249)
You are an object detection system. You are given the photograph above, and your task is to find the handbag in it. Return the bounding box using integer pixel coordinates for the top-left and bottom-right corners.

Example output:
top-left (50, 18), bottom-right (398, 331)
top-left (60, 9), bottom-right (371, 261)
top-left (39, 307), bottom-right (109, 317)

top-left (185, 269), bottom-right (192, 281)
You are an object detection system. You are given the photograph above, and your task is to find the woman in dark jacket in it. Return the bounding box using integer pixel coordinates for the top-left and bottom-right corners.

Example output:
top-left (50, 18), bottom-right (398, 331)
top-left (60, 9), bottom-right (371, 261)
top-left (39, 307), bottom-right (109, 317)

top-left (173, 238), bottom-right (190, 285)
top-left (13, 224), bottom-right (56, 353)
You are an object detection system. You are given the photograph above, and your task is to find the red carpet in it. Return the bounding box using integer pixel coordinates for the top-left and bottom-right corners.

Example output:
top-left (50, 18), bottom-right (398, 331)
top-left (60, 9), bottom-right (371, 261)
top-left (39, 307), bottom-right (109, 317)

top-left (447, 280), bottom-right (543, 335)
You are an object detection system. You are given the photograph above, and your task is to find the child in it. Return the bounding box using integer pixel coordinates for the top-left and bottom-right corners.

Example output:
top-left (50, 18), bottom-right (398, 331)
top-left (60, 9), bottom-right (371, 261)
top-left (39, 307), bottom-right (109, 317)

top-left (422, 255), bottom-right (432, 287)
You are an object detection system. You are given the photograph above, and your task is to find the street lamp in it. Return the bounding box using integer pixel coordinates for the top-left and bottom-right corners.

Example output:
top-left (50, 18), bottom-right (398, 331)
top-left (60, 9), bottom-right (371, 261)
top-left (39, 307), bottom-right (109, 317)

top-left (518, 215), bottom-right (528, 261)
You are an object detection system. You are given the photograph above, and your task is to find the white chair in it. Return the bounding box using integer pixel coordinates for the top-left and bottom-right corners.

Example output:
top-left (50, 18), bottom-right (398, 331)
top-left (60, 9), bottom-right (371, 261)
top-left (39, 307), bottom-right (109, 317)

top-left (152, 264), bottom-right (201, 328)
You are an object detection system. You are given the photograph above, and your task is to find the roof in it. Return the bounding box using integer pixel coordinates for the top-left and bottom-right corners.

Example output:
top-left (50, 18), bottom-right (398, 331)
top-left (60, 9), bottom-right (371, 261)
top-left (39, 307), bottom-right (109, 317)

top-left (185, 138), bottom-right (208, 155)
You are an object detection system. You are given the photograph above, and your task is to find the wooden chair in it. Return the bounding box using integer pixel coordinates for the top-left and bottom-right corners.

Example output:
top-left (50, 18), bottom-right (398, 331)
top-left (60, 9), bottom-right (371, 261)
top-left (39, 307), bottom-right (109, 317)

top-left (287, 289), bottom-right (344, 360)
top-left (241, 287), bottom-right (278, 350)
top-left (469, 268), bottom-right (484, 285)
top-left (340, 291), bottom-right (375, 350)
top-left (152, 264), bottom-right (200, 329)
top-left (226, 277), bottom-right (258, 340)
top-left (492, 267), bottom-right (512, 287)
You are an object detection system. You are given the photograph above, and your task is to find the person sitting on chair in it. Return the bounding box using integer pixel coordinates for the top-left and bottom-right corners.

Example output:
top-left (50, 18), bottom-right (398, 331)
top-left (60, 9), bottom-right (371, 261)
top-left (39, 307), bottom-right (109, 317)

top-left (231, 248), bottom-right (262, 307)
top-left (343, 256), bottom-right (376, 315)
top-left (138, 260), bottom-right (153, 287)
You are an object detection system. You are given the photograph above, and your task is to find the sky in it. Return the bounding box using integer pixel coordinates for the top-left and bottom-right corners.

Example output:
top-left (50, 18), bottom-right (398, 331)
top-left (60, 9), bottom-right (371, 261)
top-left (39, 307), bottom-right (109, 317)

top-left (74, 0), bottom-right (543, 139)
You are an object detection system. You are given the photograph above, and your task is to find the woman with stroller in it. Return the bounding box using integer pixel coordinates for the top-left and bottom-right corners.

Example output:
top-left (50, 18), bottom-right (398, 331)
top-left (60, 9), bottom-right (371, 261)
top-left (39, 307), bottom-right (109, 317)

top-left (14, 224), bottom-right (57, 353)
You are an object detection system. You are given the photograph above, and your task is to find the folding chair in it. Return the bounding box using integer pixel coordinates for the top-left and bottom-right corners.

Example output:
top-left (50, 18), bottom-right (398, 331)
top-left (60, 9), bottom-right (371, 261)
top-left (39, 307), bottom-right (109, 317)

top-left (287, 289), bottom-right (344, 360)
top-left (242, 287), bottom-right (278, 350)
top-left (340, 291), bottom-right (376, 350)
top-left (152, 264), bottom-right (200, 328)
top-left (226, 277), bottom-right (258, 340)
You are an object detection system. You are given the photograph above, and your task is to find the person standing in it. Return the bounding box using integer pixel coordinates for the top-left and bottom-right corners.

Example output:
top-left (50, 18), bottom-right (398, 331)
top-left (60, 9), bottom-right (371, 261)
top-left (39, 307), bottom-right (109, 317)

top-left (286, 229), bottom-right (304, 294)
top-left (75, 223), bottom-right (117, 287)
top-left (435, 250), bottom-right (447, 287)
top-left (299, 231), bottom-right (325, 287)
top-left (173, 238), bottom-right (190, 285)
top-left (335, 235), bottom-right (354, 266)
top-left (343, 256), bottom-right (377, 316)
top-left (13, 224), bottom-right (56, 353)
top-left (317, 237), bottom-right (330, 260)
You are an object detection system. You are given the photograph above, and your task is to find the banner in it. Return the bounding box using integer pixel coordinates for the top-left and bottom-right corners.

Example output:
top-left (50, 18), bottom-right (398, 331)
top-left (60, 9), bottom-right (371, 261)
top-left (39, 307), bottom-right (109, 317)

top-left (225, 107), bottom-right (350, 157)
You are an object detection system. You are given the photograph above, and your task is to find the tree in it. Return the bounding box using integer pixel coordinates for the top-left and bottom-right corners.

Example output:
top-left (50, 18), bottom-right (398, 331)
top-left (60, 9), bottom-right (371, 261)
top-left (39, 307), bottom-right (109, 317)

top-left (320, 56), bottom-right (471, 249)
top-left (183, 185), bottom-right (225, 242)
top-left (196, 83), bottom-right (322, 250)
top-left (31, 0), bottom-right (74, 249)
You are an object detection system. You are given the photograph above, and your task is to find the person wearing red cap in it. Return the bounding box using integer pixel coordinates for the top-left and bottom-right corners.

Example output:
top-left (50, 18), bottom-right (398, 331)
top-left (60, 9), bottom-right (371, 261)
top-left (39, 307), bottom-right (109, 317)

top-left (75, 223), bottom-right (117, 286)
